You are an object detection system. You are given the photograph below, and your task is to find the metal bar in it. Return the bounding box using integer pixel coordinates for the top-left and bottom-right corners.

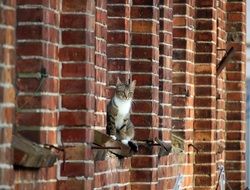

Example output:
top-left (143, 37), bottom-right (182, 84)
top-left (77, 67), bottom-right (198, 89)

top-left (92, 146), bottom-right (121, 150)
top-left (188, 144), bottom-right (199, 153)
top-left (215, 167), bottom-right (223, 190)
top-left (216, 47), bottom-right (235, 76)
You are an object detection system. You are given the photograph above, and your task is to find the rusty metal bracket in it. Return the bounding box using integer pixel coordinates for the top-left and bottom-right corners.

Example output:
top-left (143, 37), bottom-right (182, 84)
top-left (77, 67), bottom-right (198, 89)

top-left (216, 165), bottom-right (233, 190)
top-left (92, 143), bottom-right (121, 150)
top-left (188, 144), bottom-right (199, 154)
top-left (146, 138), bottom-right (172, 156)
top-left (216, 47), bottom-right (235, 76)
top-left (44, 143), bottom-right (65, 170)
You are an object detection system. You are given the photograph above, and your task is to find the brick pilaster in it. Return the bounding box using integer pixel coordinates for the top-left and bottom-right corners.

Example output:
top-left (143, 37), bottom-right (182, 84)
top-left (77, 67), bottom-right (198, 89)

top-left (130, 0), bottom-right (159, 189)
top-left (107, 0), bottom-right (131, 97)
top-left (194, 1), bottom-right (217, 189)
top-left (58, 0), bottom-right (95, 188)
top-left (157, 0), bottom-right (175, 189)
top-left (94, 0), bottom-right (107, 132)
top-left (216, 0), bottom-right (227, 185)
top-left (225, 1), bottom-right (246, 189)
top-left (15, 0), bottom-right (59, 188)
top-left (172, 0), bottom-right (195, 189)
top-left (0, 0), bottom-right (16, 189)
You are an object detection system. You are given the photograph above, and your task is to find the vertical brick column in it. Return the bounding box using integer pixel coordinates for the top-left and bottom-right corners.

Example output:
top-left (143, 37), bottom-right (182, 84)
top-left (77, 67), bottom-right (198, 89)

top-left (225, 1), bottom-right (246, 189)
top-left (194, 1), bottom-right (217, 189)
top-left (157, 0), bottom-right (174, 189)
top-left (0, 0), bottom-right (15, 189)
top-left (158, 0), bottom-right (172, 147)
top-left (215, 0), bottom-right (226, 179)
top-left (15, 0), bottom-right (59, 189)
top-left (107, 0), bottom-right (131, 96)
top-left (130, 0), bottom-right (159, 189)
top-left (58, 0), bottom-right (95, 189)
top-left (172, 0), bottom-right (195, 188)
top-left (95, 0), bottom-right (107, 132)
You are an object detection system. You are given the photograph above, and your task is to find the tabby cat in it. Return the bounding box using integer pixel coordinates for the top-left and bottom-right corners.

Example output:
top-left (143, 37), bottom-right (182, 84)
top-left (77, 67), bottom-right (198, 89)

top-left (106, 78), bottom-right (138, 152)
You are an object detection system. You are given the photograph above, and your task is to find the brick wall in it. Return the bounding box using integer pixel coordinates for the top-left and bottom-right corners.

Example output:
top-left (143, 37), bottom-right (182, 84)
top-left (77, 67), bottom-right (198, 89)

top-left (0, 0), bottom-right (247, 190)
top-left (172, 0), bottom-right (195, 189)
top-left (15, 0), bottom-right (59, 188)
top-left (0, 0), bottom-right (15, 189)
top-left (193, 1), bottom-right (217, 189)
top-left (226, 1), bottom-right (246, 189)
top-left (216, 0), bottom-right (227, 188)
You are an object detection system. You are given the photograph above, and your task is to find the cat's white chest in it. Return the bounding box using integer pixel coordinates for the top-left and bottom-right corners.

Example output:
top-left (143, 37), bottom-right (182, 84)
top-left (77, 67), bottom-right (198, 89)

top-left (114, 97), bottom-right (131, 129)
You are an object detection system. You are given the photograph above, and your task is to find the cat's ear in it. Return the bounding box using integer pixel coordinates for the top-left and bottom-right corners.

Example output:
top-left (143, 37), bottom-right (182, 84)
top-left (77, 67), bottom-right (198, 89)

top-left (130, 80), bottom-right (136, 90)
top-left (116, 77), bottom-right (122, 85)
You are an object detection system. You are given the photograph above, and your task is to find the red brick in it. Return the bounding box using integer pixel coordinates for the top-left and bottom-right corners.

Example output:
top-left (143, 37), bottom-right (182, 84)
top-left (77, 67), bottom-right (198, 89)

top-left (62, 63), bottom-right (95, 78)
top-left (62, 31), bottom-right (94, 45)
top-left (17, 8), bottom-right (42, 22)
top-left (61, 128), bottom-right (93, 143)
top-left (60, 79), bottom-right (94, 94)
top-left (16, 25), bottom-right (42, 39)
top-left (107, 5), bottom-right (126, 17)
top-left (59, 111), bottom-right (94, 126)
top-left (59, 47), bottom-right (94, 62)
top-left (60, 14), bottom-right (94, 29)
top-left (130, 170), bottom-right (157, 182)
top-left (107, 32), bottom-right (129, 44)
top-left (108, 18), bottom-right (128, 30)
top-left (17, 42), bottom-right (42, 56)
top-left (17, 95), bottom-right (58, 109)
top-left (227, 12), bottom-right (245, 22)
top-left (62, 0), bottom-right (94, 12)
top-left (62, 95), bottom-right (94, 110)
top-left (17, 112), bottom-right (58, 126)
top-left (132, 0), bottom-right (155, 5)
top-left (131, 157), bottom-right (157, 168)
top-left (132, 20), bottom-right (155, 33)
top-left (131, 7), bottom-right (154, 18)
top-left (58, 179), bottom-right (93, 190)
top-left (107, 46), bottom-right (129, 58)
top-left (61, 162), bottom-right (94, 177)
top-left (17, 78), bottom-right (59, 93)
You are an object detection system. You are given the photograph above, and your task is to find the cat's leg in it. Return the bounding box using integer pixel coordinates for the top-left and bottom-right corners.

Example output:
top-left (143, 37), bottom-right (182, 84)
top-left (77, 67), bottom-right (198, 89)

top-left (119, 122), bottom-right (138, 152)
top-left (106, 106), bottom-right (118, 140)
top-left (110, 135), bottom-right (117, 140)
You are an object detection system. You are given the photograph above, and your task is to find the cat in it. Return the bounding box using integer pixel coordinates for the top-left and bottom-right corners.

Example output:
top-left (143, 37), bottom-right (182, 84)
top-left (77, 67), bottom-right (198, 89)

top-left (106, 78), bottom-right (138, 152)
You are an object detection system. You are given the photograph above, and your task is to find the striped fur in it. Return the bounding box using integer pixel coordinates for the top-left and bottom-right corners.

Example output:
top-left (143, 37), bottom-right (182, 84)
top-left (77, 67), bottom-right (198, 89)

top-left (106, 79), bottom-right (136, 144)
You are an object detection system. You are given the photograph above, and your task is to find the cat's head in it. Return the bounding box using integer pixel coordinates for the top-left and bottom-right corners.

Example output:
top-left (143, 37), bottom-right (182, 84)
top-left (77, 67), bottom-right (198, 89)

top-left (115, 78), bottom-right (136, 100)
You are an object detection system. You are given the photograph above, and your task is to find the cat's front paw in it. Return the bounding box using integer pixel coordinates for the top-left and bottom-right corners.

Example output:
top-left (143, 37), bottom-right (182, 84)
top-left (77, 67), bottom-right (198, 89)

top-left (121, 139), bottom-right (129, 145)
top-left (128, 141), bottom-right (138, 152)
top-left (110, 135), bottom-right (117, 141)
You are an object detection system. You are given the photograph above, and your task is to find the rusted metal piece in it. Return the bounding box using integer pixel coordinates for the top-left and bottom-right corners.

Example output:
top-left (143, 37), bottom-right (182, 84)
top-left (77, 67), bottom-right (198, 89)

top-left (215, 165), bottom-right (233, 190)
top-left (155, 138), bottom-right (172, 157)
top-left (92, 145), bottom-right (121, 150)
top-left (44, 143), bottom-right (65, 170)
top-left (188, 144), bottom-right (199, 154)
top-left (216, 47), bottom-right (235, 76)
top-left (13, 134), bottom-right (58, 168)
top-left (145, 138), bottom-right (172, 157)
